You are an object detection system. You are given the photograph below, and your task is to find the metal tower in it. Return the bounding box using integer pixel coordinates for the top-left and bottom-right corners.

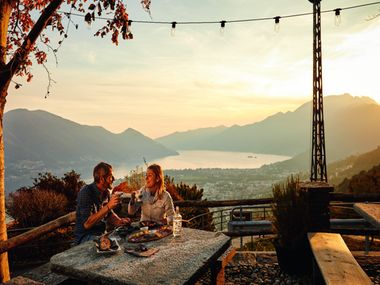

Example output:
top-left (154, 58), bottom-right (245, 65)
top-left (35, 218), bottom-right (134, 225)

top-left (309, 0), bottom-right (327, 182)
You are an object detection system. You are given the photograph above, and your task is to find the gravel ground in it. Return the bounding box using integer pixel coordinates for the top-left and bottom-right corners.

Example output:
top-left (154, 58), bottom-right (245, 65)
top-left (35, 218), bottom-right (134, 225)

top-left (197, 252), bottom-right (380, 285)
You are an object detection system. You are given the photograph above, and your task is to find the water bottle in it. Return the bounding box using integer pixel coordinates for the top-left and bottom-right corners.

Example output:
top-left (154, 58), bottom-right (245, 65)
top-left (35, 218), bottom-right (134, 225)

top-left (173, 206), bottom-right (182, 237)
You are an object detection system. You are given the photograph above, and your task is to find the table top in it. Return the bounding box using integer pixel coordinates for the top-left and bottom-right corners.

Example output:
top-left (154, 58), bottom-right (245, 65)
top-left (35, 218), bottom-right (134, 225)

top-left (354, 203), bottom-right (380, 229)
top-left (50, 228), bottom-right (231, 285)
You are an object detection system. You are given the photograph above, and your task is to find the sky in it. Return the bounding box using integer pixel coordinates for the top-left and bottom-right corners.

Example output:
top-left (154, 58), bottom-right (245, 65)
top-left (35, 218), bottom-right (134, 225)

top-left (6, 0), bottom-right (380, 138)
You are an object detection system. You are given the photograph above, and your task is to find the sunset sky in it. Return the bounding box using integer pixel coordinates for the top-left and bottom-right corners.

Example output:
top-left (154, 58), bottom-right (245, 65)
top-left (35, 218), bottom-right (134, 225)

top-left (6, 0), bottom-right (380, 138)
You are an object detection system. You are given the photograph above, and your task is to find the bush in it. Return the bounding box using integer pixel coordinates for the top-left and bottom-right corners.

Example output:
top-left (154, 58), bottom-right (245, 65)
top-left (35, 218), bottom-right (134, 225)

top-left (165, 176), bottom-right (215, 231)
top-left (271, 175), bottom-right (312, 275)
top-left (7, 189), bottom-right (68, 227)
top-left (272, 175), bottom-right (309, 247)
top-left (124, 166), bottom-right (145, 192)
top-left (32, 170), bottom-right (85, 210)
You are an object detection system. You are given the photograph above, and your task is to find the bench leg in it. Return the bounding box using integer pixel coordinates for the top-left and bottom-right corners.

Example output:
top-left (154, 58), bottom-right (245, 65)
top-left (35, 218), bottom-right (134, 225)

top-left (365, 235), bottom-right (370, 255)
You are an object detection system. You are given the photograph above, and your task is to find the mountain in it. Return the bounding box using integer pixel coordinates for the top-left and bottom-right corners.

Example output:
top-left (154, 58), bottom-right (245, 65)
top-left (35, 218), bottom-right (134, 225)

top-left (156, 126), bottom-right (227, 150)
top-left (4, 109), bottom-right (178, 193)
top-left (157, 94), bottom-right (380, 163)
top-left (262, 144), bottom-right (380, 188)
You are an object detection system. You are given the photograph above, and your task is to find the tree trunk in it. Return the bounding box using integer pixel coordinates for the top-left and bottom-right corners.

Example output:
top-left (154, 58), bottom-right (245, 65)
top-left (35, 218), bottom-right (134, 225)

top-left (0, 89), bottom-right (9, 283)
top-left (0, 1), bottom-right (12, 282)
top-left (0, 1), bottom-right (64, 281)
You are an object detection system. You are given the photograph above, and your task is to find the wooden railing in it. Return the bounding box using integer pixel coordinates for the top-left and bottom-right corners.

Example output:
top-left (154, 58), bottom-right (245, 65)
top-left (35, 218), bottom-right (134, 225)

top-left (2, 192), bottom-right (380, 255)
top-left (0, 212), bottom-right (75, 254)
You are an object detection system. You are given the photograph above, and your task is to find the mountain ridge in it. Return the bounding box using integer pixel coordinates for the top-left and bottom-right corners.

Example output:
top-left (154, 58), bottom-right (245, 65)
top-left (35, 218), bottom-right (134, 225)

top-left (157, 94), bottom-right (380, 162)
top-left (4, 109), bottom-right (178, 192)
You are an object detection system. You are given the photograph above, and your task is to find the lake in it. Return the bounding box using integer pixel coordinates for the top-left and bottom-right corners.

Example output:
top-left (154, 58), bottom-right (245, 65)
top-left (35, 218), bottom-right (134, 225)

top-left (155, 150), bottom-right (290, 169)
top-left (113, 150), bottom-right (290, 177)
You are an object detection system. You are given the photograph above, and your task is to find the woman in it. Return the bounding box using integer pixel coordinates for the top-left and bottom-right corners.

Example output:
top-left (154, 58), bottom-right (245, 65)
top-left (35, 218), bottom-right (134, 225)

top-left (128, 164), bottom-right (175, 224)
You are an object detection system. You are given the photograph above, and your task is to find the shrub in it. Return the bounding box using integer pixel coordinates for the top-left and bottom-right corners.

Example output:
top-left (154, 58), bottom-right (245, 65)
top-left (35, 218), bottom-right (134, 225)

top-left (165, 176), bottom-right (215, 231)
top-left (32, 170), bottom-right (85, 210)
top-left (7, 189), bottom-right (68, 227)
top-left (271, 175), bottom-right (311, 274)
top-left (124, 166), bottom-right (145, 192)
top-left (272, 175), bottom-right (309, 247)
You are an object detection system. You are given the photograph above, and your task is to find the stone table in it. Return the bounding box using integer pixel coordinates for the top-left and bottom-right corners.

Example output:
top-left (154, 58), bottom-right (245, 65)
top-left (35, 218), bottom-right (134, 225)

top-left (50, 228), bottom-right (231, 285)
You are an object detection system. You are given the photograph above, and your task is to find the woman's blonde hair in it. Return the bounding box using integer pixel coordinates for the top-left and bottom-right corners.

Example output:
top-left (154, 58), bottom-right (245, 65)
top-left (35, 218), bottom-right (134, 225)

top-left (147, 164), bottom-right (165, 199)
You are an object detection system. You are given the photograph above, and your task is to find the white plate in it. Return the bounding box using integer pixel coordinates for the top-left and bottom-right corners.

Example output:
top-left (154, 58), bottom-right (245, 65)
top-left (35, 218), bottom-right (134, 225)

top-left (95, 237), bottom-right (121, 254)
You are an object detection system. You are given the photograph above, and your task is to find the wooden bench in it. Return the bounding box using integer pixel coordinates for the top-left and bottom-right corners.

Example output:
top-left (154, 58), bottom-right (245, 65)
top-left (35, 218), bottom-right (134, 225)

top-left (308, 232), bottom-right (372, 285)
top-left (227, 220), bottom-right (272, 236)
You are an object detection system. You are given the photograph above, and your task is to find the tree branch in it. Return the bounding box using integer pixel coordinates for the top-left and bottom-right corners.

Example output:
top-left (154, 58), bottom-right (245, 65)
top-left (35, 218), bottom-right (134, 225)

top-left (5, 0), bottom-right (64, 79)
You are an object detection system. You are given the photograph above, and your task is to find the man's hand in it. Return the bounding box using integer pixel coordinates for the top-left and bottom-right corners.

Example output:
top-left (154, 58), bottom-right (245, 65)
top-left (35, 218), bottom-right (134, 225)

top-left (108, 193), bottom-right (121, 210)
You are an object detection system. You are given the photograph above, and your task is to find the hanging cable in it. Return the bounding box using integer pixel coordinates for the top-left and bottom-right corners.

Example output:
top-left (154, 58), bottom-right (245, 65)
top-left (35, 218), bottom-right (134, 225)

top-left (59, 1), bottom-right (380, 28)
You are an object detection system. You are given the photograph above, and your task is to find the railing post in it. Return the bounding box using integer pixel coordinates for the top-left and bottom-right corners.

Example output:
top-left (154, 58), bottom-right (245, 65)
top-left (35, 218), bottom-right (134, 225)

top-left (300, 181), bottom-right (334, 232)
top-left (220, 210), bottom-right (223, 231)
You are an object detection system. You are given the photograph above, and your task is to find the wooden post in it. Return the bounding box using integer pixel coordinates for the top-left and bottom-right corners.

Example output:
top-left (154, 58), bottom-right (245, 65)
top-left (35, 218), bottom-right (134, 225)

top-left (0, 211), bottom-right (75, 254)
top-left (300, 181), bottom-right (333, 232)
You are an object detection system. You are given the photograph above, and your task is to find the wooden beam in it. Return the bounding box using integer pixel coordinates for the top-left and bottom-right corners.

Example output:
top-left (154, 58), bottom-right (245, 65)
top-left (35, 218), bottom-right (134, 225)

top-left (0, 211), bottom-right (75, 254)
top-left (308, 232), bottom-right (372, 285)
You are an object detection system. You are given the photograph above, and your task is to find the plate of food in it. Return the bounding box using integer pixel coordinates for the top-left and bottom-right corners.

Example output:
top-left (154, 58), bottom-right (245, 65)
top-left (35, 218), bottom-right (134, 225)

top-left (124, 244), bottom-right (160, 257)
top-left (94, 234), bottom-right (121, 254)
top-left (115, 225), bottom-right (140, 238)
top-left (128, 225), bottom-right (172, 243)
top-left (139, 220), bottom-right (163, 229)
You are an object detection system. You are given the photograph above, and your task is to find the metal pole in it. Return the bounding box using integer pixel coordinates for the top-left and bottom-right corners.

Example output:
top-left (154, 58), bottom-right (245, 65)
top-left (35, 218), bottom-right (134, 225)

top-left (309, 0), bottom-right (327, 182)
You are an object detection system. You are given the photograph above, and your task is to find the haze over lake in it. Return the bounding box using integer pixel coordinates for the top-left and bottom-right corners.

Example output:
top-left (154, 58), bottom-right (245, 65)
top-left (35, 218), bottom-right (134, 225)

top-left (114, 150), bottom-right (290, 177)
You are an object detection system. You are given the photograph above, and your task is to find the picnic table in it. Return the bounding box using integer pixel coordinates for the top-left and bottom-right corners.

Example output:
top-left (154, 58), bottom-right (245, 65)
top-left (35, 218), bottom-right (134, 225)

top-left (354, 203), bottom-right (380, 229)
top-left (50, 228), bottom-right (232, 285)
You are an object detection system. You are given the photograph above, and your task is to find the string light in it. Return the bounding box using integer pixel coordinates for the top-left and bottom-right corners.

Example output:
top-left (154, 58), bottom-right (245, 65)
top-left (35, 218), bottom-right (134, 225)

top-left (220, 20), bottom-right (226, 35)
top-left (59, 1), bottom-right (380, 35)
top-left (334, 8), bottom-right (342, 26)
top-left (171, 21), bottom-right (176, 36)
top-left (274, 16), bottom-right (281, 32)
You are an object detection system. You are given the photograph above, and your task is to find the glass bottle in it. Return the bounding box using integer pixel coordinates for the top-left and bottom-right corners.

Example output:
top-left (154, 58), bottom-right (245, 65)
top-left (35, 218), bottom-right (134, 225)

top-left (173, 206), bottom-right (182, 237)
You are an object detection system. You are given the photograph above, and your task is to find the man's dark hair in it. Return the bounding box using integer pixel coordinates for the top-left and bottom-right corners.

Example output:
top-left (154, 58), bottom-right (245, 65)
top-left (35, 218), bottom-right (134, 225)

top-left (93, 162), bottom-right (112, 183)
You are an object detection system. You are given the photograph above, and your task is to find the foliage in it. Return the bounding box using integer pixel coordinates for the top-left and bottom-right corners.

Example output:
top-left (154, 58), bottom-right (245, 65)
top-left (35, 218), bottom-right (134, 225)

top-left (328, 146), bottom-right (380, 187)
top-left (31, 170), bottom-right (85, 210)
top-left (165, 176), bottom-right (215, 232)
top-left (124, 166), bottom-right (145, 192)
top-left (4, 0), bottom-right (142, 83)
top-left (7, 189), bottom-right (68, 227)
top-left (336, 164), bottom-right (380, 194)
top-left (271, 175), bottom-right (309, 248)
top-left (241, 237), bottom-right (275, 251)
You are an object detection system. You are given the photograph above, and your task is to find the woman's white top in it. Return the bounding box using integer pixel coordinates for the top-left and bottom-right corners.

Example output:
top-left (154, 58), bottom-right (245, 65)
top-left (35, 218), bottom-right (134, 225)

top-left (128, 186), bottom-right (175, 223)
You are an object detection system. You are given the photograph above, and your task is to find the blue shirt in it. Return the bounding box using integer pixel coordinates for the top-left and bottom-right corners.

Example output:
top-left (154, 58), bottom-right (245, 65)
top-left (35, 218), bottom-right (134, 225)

top-left (74, 182), bottom-right (110, 244)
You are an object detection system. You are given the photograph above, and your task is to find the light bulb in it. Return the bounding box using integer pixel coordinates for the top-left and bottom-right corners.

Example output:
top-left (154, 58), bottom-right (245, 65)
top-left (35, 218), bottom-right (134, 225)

top-left (171, 22), bottom-right (176, 37)
top-left (334, 9), bottom-right (342, 26)
top-left (220, 20), bottom-right (226, 36)
top-left (274, 16), bottom-right (280, 33)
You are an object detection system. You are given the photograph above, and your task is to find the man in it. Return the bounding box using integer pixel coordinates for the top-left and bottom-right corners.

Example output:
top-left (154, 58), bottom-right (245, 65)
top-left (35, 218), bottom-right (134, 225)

top-left (74, 162), bottom-right (130, 244)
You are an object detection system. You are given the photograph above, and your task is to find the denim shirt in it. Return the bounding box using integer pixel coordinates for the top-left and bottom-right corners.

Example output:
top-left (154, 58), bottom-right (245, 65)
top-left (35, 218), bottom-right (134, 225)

top-left (128, 187), bottom-right (175, 223)
top-left (74, 182), bottom-right (110, 244)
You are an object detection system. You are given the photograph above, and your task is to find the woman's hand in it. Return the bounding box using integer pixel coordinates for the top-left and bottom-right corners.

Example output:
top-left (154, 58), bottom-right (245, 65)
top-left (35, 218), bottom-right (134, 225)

top-left (130, 192), bottom-right (136, 205)
top-left (114, 217), bottom-right (131, 227)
